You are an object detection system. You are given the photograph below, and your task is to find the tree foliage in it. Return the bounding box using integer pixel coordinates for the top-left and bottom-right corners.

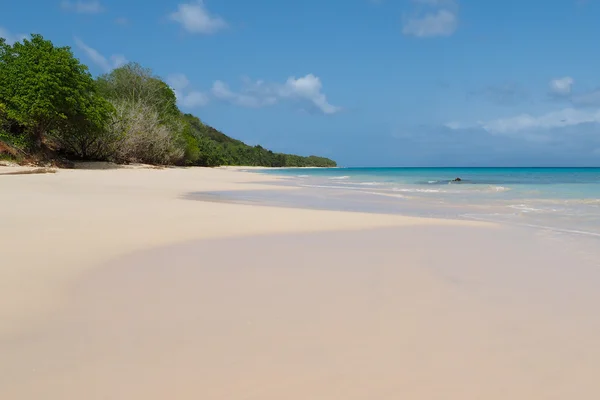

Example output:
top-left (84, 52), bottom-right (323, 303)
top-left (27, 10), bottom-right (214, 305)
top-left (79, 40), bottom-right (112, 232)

top-left (180, 114), bottom-right (337, 167)
top-left (0, 34), bottom-right (108, 152)
top-left (96, 63), bottom-right (180, 124)
top-left (0, 34), bottom-right (336, 167)
top-left (107, 99), bottom-right (185, 164)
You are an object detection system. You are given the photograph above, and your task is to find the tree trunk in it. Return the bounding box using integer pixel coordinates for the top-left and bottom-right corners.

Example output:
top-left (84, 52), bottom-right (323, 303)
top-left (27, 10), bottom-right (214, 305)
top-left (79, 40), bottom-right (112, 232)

top-left (32, 123), bottom-right (45, 152)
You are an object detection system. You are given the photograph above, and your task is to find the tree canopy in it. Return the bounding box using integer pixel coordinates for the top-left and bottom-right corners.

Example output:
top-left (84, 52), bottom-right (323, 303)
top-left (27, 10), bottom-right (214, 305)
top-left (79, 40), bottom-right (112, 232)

top-left (0, 34), bottom-right (336, 168)
top-left (0, 34), bottom-right (109, 152)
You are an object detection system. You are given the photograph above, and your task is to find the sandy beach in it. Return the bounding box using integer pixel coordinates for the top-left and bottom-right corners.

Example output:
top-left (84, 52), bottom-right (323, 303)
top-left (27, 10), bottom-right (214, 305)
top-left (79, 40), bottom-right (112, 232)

top-left (2, 165), bottom-right (600, 399)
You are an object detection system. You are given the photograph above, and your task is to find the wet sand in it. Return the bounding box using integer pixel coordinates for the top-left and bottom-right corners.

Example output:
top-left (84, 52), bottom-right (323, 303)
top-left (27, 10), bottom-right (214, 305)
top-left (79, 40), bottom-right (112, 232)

top-left (3, 224), bottom-right (600, 399)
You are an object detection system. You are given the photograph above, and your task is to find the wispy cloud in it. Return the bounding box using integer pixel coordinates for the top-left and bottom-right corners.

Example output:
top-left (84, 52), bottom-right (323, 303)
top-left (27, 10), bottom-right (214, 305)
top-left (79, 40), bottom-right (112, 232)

top-left (402, 0), bottom-right (458, 38)
top-left (387, 122), bottom-right (600, 166)
top-left (549, 76), bottom-right (574, 96)
top-left (114, 17), bottom-right (129, 26)
top-left (74, 38), bottom-right (126, 73)
top-left (547, 77), bottom-right (600, 107)
top-left (211, 74), bottom-right (341, 115)
top-left (211, 80), bottom-right (277, 108)
top-left (167, 73), bottom-right (209, 108)
top-left (60, 0), bottom-right (104, 14)
top-left (572, 89), bottom-right (600, 107)
top-left (0, 27), bottom-right (27, 45)
top-left (169, 1), bottom-right (227, 34)
top-left (468, 82), bottom-right (529, 106)
top-left (448, 107), bottom-right (600, 135)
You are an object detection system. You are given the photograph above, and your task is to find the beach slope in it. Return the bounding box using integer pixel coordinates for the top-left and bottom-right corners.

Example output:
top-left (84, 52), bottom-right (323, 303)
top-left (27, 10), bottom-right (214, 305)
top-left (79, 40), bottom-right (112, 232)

top-left (1, 166), bottom-right (599, 399)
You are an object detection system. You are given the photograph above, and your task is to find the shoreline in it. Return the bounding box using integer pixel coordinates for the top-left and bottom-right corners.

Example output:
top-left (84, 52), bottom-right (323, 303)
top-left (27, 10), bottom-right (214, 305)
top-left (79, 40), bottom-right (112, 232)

top-left (0, 165), bottom-right (483, 338)
top-left (3, 165), bottom-right (600, 399)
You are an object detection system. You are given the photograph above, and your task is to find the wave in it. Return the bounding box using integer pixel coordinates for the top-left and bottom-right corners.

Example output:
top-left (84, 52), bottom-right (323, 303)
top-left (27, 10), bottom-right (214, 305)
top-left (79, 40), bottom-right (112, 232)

top-left (393, 188), bottom-right (443, 193)
top-left (363, 191), bottom-right (407, 199)
top-left (328, 176), bottom-right (350, 180)
top-left (508, 204), bottom-right (559, 213)
top-left (463, 213), bottom-right (600, 238)
top-left (300, 184), bottom-right (365, 190)
top-left (298, 184), bottom-right (407, 198)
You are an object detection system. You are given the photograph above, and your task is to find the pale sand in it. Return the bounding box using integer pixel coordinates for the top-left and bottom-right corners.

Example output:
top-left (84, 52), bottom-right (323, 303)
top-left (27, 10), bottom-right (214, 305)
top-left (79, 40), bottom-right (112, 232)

top-left (0, 166), bottom-right (478, 337)
top-left (3, 227), bottom-right (600, 399)
top-left (2, 166), bottom-right (600, 399)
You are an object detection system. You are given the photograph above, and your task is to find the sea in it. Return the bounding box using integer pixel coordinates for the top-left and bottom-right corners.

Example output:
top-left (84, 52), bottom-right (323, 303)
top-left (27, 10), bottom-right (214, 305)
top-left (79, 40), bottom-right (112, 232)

top-left (247, 167), bottom-right (600, 238)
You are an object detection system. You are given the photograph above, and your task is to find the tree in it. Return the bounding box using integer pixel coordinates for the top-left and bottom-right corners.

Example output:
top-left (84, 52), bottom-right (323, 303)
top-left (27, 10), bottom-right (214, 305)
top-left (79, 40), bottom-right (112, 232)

top-left (0, 34), bottom-right (337, 167)
top-left (0, 34), bottom-right (106, 152)
top-left (105, 98), bottom-right (185, 165)
top-left (49, 95), bottom-right (114, 160)
top-left (94, 63), bottom-right (188, 164)
top-left (96, 63), bottom-right (180, 124)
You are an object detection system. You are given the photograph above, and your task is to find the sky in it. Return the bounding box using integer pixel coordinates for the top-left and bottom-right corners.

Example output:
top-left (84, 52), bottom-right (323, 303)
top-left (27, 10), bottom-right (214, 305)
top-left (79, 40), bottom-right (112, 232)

top-left (2, 0), bottom-right (600, 166)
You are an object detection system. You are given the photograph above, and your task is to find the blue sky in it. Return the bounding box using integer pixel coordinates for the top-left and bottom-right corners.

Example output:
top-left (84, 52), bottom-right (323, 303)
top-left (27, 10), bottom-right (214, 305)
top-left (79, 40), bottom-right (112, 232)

top-left (2, 0), bottom-right (600, 166)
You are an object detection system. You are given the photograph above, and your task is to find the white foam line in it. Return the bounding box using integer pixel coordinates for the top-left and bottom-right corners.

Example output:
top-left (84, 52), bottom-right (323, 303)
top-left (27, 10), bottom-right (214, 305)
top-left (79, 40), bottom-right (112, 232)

top-left (462, 214), bottom-right (600, 238)
top-left (300, 184), bottom-right (361, 190)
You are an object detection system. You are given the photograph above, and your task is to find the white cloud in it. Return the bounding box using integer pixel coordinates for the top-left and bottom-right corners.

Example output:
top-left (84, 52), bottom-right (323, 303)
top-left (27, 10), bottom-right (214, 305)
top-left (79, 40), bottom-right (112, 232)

top-left (115, 17), bottom-right (129, 26)
top-left (211, 74), bottom-right (341, 115)
top-left (110, 54), bottom-right (127, 68)
top-left (74, 38), bottom-right (127, 73)
top-left (549, 76), bottom-right (574, 96)
top-left (167, 73), bottom-right (209, 108)
top-left (0, 27), bottom-right (27, 45)
top-left (444, 121), bottom-right (464, 130)
top-left (458, 108), bottom-right (600, 134)
top-left (281, 75), bottom-right (341, 114)
top-left (168, 73), bottom-right (191, 92)
top-left (546, 77), bottom-right (600, 107)
top-left (212, 80), bottom-right (277, 108)
top-left (403, 9), bottom-right (457, 37)
top-left (403, 0), bottom-right (458, 38)
top-left (61, 0), bottom-right (104, 14)
top-left (169, 1), bottom-right (227, 34)
top-left (180, 91), bottom-right (210, 108)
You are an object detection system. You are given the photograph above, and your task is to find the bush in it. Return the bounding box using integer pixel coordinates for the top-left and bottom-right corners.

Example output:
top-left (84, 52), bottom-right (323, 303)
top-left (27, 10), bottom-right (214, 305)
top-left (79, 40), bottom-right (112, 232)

top-left (107, 99), bottom-right (185, 165)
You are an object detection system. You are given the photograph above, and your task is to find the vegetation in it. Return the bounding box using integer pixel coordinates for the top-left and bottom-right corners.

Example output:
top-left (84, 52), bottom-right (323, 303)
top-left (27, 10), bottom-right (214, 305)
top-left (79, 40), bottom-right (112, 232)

top-left (0, 34), bottom-right (336, 168)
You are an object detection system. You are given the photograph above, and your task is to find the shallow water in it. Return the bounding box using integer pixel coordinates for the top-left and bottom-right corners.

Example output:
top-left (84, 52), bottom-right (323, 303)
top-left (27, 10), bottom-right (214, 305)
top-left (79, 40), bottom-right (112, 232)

top-left (250, 167), bottom-right (600, 237)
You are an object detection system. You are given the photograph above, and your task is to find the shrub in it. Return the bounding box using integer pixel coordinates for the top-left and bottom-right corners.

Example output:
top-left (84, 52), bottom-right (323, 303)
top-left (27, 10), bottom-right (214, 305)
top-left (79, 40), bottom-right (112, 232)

top-left (107, 99), bottom-right (185, 165)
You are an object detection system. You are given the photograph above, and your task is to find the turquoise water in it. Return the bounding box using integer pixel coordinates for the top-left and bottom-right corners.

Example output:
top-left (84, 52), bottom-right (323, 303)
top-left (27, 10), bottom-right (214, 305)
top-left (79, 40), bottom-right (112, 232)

top-left (261, 167), bottom-right (600, 197)
top-left (254, 167), bottom-right (600, 236)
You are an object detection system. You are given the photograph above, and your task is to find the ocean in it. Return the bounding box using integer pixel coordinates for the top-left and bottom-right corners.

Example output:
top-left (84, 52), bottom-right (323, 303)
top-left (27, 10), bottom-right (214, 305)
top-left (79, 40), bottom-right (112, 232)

top-left (252, 167), bottom-right (600, 237)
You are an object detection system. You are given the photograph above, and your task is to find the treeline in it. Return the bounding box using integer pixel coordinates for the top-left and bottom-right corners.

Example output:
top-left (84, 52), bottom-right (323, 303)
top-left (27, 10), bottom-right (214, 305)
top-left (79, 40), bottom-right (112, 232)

top-left (0, 34), bottom-right (336, 168)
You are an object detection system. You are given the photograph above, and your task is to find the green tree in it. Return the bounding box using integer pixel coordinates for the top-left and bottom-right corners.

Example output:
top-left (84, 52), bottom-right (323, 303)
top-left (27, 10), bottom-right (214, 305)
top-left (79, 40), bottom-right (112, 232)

top-left (96, 63), bottom-right (180, 124)
top-left (0, 35), bottom-right (337, 167)
top-left (181, 113), bottom-right (336, 167)
top-left (0, 34), bottom-right (106, 152)
top-left (49, 96), bottom-right (114, 160)
top-left (95, 63), bottom-right (189, 164)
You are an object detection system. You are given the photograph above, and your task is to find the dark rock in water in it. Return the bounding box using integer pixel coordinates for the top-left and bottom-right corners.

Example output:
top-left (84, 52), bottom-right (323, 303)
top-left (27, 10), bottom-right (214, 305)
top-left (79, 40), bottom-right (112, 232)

top-left (452, 177), bottom-right (462, 182)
